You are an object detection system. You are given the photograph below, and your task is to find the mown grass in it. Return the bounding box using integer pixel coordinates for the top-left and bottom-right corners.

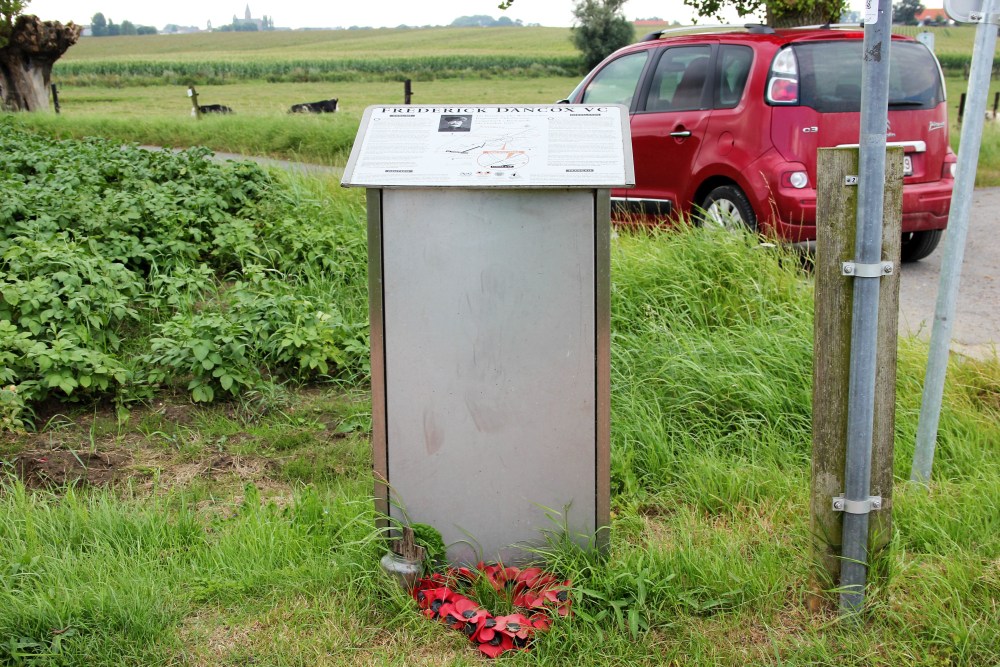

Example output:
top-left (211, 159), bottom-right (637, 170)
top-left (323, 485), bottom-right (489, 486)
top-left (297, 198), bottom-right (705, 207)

top-left (8, 78), bottom-right (580, 164)
top-left (13, 71), bottom-right (1000, 185)
top-left (1, 164), bottom-right (998, 665)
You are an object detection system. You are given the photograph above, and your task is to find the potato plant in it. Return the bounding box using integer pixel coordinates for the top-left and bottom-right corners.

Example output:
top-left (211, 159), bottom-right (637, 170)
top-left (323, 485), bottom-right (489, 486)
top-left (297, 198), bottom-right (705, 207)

top-left (0, 121), bottom-right (368, 427)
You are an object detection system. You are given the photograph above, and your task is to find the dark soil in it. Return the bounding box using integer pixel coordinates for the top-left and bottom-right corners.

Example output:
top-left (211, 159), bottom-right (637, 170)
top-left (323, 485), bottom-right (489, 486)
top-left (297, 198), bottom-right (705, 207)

top-left (12, 448), bottom-right (132, 488)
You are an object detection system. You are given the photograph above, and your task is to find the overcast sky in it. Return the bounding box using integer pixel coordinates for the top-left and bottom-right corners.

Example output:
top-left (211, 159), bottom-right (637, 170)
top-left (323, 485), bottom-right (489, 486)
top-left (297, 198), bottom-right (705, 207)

top-left (25, 0), bottom-right (752, 30)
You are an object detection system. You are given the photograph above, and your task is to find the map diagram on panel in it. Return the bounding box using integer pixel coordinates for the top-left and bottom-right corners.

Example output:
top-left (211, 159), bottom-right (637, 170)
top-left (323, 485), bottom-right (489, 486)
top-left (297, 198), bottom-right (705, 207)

top-left (436, 114), bottom-right (535, 171)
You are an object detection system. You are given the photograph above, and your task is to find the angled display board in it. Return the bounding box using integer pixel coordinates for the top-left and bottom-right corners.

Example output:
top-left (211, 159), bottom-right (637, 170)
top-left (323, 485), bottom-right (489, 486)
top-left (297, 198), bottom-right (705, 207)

top-left (344, 104), bottom-right (632, 564)
top-left (342, 104), bottom-right (634, 188)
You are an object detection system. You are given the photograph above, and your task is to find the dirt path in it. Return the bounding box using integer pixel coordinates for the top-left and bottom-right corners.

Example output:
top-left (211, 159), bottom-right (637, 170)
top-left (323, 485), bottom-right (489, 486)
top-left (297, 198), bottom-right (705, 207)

top-left (898, 187), bottom-right (1000, 359)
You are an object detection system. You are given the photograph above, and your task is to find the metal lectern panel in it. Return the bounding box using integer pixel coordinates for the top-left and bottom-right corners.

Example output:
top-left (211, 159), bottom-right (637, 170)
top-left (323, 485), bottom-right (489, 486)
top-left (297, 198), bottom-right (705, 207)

top-left (380, 188), bottom-right (597, 564)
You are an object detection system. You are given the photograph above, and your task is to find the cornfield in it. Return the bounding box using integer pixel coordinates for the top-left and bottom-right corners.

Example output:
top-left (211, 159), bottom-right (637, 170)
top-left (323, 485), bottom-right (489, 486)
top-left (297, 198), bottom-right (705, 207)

top-left (53, 56), bottom-right (584, 86)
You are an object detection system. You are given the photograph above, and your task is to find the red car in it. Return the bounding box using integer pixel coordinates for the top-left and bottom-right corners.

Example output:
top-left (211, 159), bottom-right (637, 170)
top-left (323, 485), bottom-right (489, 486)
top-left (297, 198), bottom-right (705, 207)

top-left (562, 24), bottom-right (956, 261)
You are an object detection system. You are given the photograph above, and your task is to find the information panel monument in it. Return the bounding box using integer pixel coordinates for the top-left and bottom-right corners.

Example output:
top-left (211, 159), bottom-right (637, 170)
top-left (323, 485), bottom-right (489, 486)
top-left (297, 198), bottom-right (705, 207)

top-left (342, 104), bottom-right (633, 564)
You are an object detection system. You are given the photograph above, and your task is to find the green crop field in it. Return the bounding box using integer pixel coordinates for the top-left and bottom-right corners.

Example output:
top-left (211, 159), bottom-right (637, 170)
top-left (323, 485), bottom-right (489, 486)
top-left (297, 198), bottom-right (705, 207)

top-left (59, 26), bottom-right (580, 62)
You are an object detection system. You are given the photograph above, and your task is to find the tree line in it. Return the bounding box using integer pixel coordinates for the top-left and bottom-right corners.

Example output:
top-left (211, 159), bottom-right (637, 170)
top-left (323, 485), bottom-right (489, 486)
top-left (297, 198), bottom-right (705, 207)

top-left (90, 12), bottom-right (156, 36)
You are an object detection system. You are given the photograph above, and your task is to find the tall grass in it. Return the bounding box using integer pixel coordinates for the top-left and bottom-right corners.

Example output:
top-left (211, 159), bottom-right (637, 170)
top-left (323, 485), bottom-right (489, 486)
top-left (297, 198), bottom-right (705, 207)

top-left (2, 214), bottom-right (997, 664)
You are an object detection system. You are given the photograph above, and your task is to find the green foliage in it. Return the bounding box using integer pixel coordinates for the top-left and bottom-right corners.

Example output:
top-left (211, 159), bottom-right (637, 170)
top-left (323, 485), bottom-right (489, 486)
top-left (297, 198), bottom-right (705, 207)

top-left (894, 0), bottom-right (925, 25)
top-left (0, 121), bottom-right (369, 425)
top-left (682, 0), bottom-right (845, 26)
top-left (89, 12), bottom-right (106, 36)
top-left (410, 523), bottom-right (446, 565)
top-left (0, 0), bottom-right (28, 48)
top-left (570, 0), bottom-right (635, 72)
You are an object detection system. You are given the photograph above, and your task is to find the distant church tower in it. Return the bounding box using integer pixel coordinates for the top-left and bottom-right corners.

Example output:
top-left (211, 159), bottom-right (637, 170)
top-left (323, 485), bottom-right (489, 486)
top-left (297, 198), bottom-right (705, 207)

top-left (245, 5), bottom-right (252, 20)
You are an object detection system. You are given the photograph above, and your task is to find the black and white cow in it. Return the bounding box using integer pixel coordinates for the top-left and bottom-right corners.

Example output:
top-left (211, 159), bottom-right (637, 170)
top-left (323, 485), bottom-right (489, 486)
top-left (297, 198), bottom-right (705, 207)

top-left (195, 104), bottom-right (234, 115)
top-left (289, 98), bottom-right (339, 113)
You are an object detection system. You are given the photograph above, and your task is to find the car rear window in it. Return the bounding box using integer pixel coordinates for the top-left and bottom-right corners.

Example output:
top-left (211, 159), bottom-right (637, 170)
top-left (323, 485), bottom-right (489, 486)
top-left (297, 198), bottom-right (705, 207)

top-left (792, 40), bottom-right (943, 113)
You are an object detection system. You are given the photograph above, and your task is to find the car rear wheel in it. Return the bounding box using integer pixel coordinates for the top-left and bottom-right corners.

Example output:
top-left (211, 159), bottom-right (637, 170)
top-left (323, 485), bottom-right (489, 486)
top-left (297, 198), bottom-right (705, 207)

top-left (900, 229), bottom-right (943, 262)
top-left (698, 185), bottom-right (758, 232)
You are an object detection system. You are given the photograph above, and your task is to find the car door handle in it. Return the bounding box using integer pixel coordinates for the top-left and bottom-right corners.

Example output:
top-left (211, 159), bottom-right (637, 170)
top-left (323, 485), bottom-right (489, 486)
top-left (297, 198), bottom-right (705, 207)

top-left (669, 130), bottom-right (692, 138)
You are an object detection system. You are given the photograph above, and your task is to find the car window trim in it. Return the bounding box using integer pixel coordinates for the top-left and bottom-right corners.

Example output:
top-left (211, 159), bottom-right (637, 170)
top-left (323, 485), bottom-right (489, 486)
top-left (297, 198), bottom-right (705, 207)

top-left (635, 43), bottom-right (718, 115)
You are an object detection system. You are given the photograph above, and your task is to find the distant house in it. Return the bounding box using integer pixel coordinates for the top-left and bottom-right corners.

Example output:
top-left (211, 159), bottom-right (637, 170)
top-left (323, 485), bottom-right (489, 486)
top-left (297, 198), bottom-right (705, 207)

top-left (915, 8), bottom-right (950, 25)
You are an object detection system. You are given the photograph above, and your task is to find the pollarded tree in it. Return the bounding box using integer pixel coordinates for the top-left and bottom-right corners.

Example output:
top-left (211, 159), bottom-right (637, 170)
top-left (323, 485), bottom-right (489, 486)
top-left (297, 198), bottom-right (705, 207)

top-left (572, 0), bottom-right (635, 72)
top-left (0, 1), bottom-right (80, 111)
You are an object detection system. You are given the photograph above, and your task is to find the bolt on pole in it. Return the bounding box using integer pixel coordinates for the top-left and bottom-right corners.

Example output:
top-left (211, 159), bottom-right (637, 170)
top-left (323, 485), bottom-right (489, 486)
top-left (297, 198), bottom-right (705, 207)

top-left (839, 0), bottom-right (893, 617)
top-left (912, 0), bottom-right (999, 485)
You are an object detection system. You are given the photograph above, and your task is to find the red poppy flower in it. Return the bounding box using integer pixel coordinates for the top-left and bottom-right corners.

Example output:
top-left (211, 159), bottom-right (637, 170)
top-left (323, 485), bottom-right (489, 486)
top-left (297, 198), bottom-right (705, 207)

top-left (528, 612), bottom-right (552, 632)
top-left (480, 562), bottom-right (519, 591)
top-left (441, 595), bottom-right (489, 630)
top-left (472, 616), bottom-right (500, 643)
top-left (477, 630), bottom-right (514, 658)
top-left (494, 613), bottom-right (533, 640)
top-left (418, 587), bottom-right (452, 619)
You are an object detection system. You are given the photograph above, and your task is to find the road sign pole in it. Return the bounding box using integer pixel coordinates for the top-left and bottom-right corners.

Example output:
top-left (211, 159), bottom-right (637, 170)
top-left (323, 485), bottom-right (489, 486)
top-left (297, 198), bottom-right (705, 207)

top-left (912, 0), bottom-right (999, 485)
top-left (839, 0), bottom-right (893, 617)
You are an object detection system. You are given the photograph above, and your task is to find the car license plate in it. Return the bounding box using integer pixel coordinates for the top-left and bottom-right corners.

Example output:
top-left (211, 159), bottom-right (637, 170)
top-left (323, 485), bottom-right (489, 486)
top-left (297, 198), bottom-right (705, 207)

top-left (903, 155), bottom-right (913, 176)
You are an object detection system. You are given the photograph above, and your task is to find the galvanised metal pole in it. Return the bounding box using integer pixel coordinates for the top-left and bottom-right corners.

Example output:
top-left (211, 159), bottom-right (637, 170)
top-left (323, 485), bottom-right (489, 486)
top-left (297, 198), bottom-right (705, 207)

top-left (840, 0), bottom-right (893, 616)
top-left (911, 0), bottom-right (999, 485)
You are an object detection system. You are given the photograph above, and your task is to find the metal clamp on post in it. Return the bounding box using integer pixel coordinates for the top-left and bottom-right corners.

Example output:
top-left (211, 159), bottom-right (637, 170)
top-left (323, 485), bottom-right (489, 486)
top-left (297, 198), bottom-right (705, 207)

top-left (842, 261), bottom-right (894, 277)
top-left (832, 495), bottom-right (883, 514)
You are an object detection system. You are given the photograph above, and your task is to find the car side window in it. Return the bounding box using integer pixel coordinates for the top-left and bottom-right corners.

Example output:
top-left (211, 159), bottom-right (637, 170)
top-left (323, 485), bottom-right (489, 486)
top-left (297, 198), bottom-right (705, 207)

top-left (643, 46), bottom-right (712, 112)
top-left (716, 45), bottom-right (753, 109)
top-left (581, 51), bottom-right (649, 107)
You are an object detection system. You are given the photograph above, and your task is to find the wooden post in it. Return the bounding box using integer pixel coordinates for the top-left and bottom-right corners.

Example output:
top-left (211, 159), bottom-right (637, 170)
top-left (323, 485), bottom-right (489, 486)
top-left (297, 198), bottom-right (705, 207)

top-left (50, 83), bottom-right (60, 114)
top-left (187, 85), bottom-right (201, 119)
top-left (809, 146), bottom-right (903, 607)
top-left (404, 79), bottom-right (413, 105)
top-left (959, 92), bottom-right (966, 124)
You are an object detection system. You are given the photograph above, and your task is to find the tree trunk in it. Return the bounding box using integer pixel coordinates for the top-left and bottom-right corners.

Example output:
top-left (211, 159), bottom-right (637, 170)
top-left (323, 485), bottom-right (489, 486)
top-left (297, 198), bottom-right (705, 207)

top-left (0, 15), bottom-right (80, 112)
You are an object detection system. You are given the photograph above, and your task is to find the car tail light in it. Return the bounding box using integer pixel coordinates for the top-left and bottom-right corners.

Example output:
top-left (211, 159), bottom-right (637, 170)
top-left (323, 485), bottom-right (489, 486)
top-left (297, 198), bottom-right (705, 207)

top-left (767, 48), bottom-right (798, 105)
top-left (943, 161), bottom-right (957, 178)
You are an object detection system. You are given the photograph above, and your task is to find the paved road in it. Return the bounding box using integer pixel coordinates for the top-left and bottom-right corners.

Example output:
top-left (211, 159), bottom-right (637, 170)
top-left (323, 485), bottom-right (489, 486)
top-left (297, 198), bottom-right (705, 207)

top-left (898, 187), bottom-right (999, 359)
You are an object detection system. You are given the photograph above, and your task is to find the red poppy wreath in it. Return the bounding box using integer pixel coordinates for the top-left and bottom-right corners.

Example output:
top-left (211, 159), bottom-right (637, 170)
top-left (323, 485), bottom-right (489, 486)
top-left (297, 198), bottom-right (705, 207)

top-left (411, 562), bottom-right (571, 658)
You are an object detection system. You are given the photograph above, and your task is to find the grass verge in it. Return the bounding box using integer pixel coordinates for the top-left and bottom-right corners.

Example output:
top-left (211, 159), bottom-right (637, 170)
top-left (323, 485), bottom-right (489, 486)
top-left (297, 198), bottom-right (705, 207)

top-left (1, 183), bottom-right (998, 664)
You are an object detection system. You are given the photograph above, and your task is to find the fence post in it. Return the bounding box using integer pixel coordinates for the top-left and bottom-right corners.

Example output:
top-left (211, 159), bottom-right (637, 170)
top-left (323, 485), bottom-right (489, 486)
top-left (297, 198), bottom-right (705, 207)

top-left (404, 79), bottom-right (413, 105)
top-left (187, 85), bottom-right (201, 119)
top-left (809, 146), bottom-right (903, 608)
top-left (50, 83), bottom-right (60, 114)
top-left (959, 92), bottom-right (966, 123)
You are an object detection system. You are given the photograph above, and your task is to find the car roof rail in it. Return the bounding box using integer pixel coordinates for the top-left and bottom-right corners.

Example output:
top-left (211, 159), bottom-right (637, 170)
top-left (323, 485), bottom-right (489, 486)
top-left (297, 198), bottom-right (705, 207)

top-left (785, 22), bottom-right (865, 30)
top-left (639, 23), bottom-right (774, 42)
